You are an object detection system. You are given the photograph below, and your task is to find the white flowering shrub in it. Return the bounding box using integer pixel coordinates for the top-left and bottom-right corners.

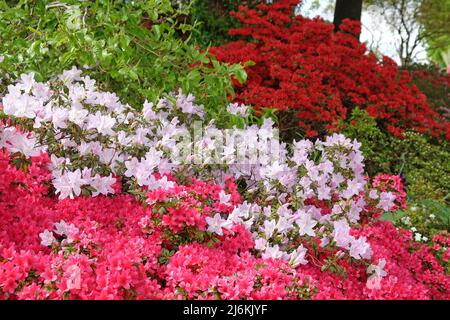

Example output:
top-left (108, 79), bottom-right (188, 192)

top-left (0, 68), bottom-right (397, 284)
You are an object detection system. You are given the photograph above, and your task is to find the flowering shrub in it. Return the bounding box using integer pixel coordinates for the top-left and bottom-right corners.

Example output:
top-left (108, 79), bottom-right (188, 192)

top-left (431, 232), bottom-right (450, 274)
top-left (0, 69), bottom-right (449, 300)
top-left (211, 0), bottom-right (448, 139)
top-left (0, 150), bottom-right (449, 299)
top-left (408, 64), bottom-right (450, 121)
top-left (305, 221), bottom-right (450, 300)
top-left (373, 174), bottom-right (407, 211)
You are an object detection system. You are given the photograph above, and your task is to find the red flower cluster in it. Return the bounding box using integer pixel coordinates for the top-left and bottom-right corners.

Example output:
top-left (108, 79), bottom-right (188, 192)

top-left (0, 150), bottom-right (449, 299)
top-left (302, 221), bottom-right (450, 300)
top-left (163, 240), bottom-right (313, 300)
top-left (211, 0), bottom-right (448, 138)
top-left (412, 69), bottom-right (450, 90)
top-left (431, 231), bottom-right (450, 265)
top-left (149, 176), bottom-right (241, 233)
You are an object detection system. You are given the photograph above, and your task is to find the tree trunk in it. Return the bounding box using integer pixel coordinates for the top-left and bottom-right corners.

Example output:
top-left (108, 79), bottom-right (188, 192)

top-left (333, 0), bottom-right (363, 38)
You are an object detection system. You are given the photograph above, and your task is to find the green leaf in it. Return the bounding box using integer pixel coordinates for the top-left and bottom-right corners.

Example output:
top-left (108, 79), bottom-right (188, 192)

top-left (234, 67), bottom-right (247, 84)
top-left (244, 60), bottom-right (256, 67)
top-left (380, 211), bottom-right (406, 223)
top-left (152, 25), bottom-right (161, 40)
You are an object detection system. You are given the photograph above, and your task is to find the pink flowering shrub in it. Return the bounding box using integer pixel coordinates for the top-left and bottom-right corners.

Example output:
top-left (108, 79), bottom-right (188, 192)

top-left (302, 221), bottom-right (449, 300)
top-left (430, 232), bottom-right (450, 273)
top-left (0, 150), bottom-right (312, 300)
top-left (163, 242), bottom-right (314, 300)
top-left (0, 150), bottom-right (449, 300)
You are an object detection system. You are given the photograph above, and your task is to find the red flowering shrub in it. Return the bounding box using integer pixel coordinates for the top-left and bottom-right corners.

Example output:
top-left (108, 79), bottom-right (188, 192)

top-left (302, 221), bottom-right (450, 300)
top-left (431, 232), bottom-right (450, 272)
top-left (211, 0), bottom-right (448, 138)
top-left (163, 241), bottom-right (314, 300)
top-left (147, 176), bottom-right (241, 235)
top-left (0, 150), bottom-right (449, 300)
top-left (409, 66), bottom-right (450, 122)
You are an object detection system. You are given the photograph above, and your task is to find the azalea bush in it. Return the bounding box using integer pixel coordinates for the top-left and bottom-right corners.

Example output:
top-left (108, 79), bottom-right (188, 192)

top-left (408, 64), bottom-right (450, 121)
top-left (211, 0), bottom-right (449, 139)
top-left (0, 69), bottom-right (397, 261)
top-left (0, 150), bottom-right (449, 299)
top-left (0, 69), bottom-right (449, 300)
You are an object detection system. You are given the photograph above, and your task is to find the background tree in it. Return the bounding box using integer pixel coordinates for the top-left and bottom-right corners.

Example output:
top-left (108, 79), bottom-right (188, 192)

top-left (364, 0), bottom-right (425, 66)
top-left (305, 0), bottom-right (449, 67)
top-left (365, 0), bottom-right (450, 67)
top-left (419, 0), bottom-right (450, 68)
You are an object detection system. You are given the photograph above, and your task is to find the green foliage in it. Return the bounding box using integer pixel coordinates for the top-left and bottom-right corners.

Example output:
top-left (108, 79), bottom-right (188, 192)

top-left (341, 108), bottom-right (450, 203)
top-left (385, 198), bottom-right (450, 242)
top-left (419, 0), bottom-right (450, 68)
top-left (190, 0), bottom-right (265, 48)
top-left (0, 0), bottom-right (246, 122)
top-left (396, 132), bottom-right (450, 201)
top-left (190, 0), bottom-right (240, 48)
top-left (380, 210), bottom-right (407, 224)
top-left (338, 107), bottom-right (393, 176)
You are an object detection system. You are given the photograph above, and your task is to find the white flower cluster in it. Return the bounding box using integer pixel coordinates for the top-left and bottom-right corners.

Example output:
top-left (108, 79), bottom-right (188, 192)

top-left (39, 220), bottom-right (79, 247)
top-left (366, 259), bottom-right (387, 289)
top-left (1, 69), bottom-right (212, 199)
top-left (0, 68), bottom-right (292, 200)
top-left (1, 68), bottom-right (273, 199)
top-left (0, 126), bottom-right (43, 158)
top-left (205, 134), bottom-right (396, 268)
top-left (228, 102), bottom-right (249, 117)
